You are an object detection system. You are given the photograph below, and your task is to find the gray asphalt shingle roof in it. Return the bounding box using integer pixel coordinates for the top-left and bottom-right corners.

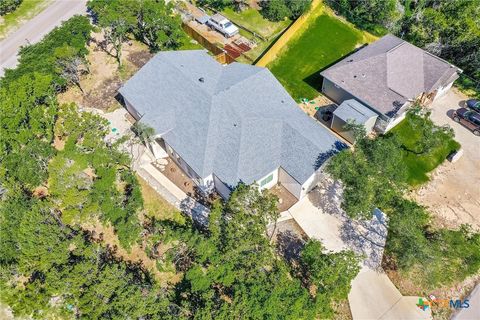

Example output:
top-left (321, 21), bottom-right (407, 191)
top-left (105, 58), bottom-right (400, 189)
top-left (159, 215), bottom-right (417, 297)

top-left (333, 99), bottom-right (378, 124)
top-left (119, 50), bottom-right (344, 187)
top-left (321, 34), bottom-right (461, 118)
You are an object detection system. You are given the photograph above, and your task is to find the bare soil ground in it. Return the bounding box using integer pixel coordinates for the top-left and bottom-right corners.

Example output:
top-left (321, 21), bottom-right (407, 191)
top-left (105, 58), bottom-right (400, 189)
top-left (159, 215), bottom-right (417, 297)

top-left (82, 219), bottom-right (181, 287)
top-left (413, 89), bottom-right (480, 230)
top-left (58, 32), bottom-right (153, 111)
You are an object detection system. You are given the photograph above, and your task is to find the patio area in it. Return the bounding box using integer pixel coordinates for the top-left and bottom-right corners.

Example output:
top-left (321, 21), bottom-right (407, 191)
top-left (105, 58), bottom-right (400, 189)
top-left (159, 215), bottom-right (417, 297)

top-left (298, 95), bottom-right (337, 127)
top-left (153, 157), bottom-right (197, 197)
top-left (269, 183), bottom-right (298, 212)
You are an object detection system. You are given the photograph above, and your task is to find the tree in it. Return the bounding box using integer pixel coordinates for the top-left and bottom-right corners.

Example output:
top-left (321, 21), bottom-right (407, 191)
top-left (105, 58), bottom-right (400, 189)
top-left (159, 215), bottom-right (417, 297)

top-left (326, 133), bottom-right (407, 219)
top-left (54, 45), bottom-right (89, 92)
top-left (135, 0), bottom-right (184, 52)
top-left (301, 240), bottom-right (360, 300)
top-left (260, 0), bottom-right (291, 22)
top-left (0, 0), bottom-right (22, 15)
top-left (285, 0), bottom-right (311, 19)
top-left (0, 73), bottom-right (57, 188)
top-left (88, 0), bottom-right (136, 66)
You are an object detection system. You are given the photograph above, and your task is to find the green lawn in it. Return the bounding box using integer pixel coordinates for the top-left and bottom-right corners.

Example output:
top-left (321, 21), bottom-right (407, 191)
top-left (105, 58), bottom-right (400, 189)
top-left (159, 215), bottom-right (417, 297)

top-left (222, 7), bottom-right (290, 40)
top-left (268, 14), bottom-right (364, 100)
top-left (0, 0), bottom-right (53, 39)
top-left (390, 114), bottom-right (461, 186)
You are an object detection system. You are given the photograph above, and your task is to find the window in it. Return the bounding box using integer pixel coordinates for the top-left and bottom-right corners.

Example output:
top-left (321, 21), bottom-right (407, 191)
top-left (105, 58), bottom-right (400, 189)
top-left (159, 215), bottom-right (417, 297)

top-left (260, 174), bottom-right (273, 187)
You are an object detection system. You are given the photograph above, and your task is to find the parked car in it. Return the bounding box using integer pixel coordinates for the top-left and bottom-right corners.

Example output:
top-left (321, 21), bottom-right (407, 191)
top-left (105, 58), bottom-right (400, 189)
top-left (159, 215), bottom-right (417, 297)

top-left (453, 108), bottom-right (480, 136)
top-left (466, 99), bottom-right (480, 112)
top-left (207, 13), bottom-right (239, 38)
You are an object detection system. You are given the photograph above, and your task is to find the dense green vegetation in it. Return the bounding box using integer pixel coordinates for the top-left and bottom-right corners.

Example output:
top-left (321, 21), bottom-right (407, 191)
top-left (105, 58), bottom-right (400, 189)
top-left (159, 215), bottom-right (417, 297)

top-left (178, 184), bottom-right (360, 318)
top-left (0, 0), bottom-right (22, 15)
top-left (327, 111), bottom-right (480, 288)
top-left (390, 110), bottom-right (460, 185)
top-left (198, 0), bottom-right (310, 22)
top-left (259, 0), bottom-right (311, 21)
top-left (326, 0), bottom-right (480, 93)
top-left (269, 14), bottom-right (363, 99)
top-left (88, 0), bottom-right (185, 65)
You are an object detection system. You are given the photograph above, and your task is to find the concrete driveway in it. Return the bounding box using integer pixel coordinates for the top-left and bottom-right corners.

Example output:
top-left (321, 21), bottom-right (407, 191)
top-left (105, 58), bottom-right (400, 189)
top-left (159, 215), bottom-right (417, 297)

top-left (451, 283), bottom-right (480, 320)
top-left (0, 0), bottom-right (87, 75)
top-left (288, 177), bottom-right (431, 319)
top-left (415, 89), bottom-right (480, 229)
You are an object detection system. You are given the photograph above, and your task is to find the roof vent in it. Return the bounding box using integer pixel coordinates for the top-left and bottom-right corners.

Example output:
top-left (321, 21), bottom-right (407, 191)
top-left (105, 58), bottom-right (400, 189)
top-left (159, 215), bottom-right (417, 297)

top-left (362, 74), bottom-right (366, 78)
top-left (281, 100), bottom-right (285, 103)
top-left (199, 77), bottom-right (205, 83)
top-left (347, 59), bottom-right (354, 62)
top-left (353, 75), bottom-right (357, 78)
top-left (233, 123), bottom-right (237, 127)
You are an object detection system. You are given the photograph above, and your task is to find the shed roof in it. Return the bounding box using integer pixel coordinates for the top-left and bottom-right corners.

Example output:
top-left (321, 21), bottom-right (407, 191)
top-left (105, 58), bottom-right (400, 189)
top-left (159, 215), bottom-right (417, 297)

top-left (333, 99), bottom-right (378, 124)
top-left (119, 50), bottom-right (345, 188)
top-left (321, 34), bottom-right (461, 118)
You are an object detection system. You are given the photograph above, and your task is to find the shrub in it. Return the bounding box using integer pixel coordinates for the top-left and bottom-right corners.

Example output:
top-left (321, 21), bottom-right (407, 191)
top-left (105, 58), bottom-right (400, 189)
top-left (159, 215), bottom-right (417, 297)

top-left (260, 0), bottom-right (291, 22)
top-left (285, 0), bottom-right (311, 19)
top-left (0, 0), bottom-right (22, 15)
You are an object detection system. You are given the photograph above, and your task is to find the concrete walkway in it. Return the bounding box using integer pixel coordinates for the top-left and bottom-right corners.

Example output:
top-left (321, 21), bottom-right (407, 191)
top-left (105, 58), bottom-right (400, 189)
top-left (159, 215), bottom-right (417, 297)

top-left (451, 284), bottom-right (480, 320)
top-left (288, 176), bottom-right (431, 320)
top-left (96, 108), bottom-right (211, 225)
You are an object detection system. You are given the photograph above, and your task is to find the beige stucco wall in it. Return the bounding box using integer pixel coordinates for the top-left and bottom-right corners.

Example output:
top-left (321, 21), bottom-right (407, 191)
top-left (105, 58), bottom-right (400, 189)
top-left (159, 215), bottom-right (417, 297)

top-left (278, 167), bottom-right (302, 199)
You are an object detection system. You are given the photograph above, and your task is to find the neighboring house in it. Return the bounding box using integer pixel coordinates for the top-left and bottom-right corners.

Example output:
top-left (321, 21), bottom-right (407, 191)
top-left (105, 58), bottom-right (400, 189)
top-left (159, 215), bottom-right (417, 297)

top-left (119, 50), bottom-right (344, 200)
top-left (321, 34), bottom-right (462, 133)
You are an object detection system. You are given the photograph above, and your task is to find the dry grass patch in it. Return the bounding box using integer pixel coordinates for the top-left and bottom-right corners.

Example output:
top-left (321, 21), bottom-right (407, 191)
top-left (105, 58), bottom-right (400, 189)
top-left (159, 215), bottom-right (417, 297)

top-left (82, 219), bottom-right (181, 287)
top-left (137, 175), bottom-right (185, 224)
top-left (58, 32), bottom-right (152, 111)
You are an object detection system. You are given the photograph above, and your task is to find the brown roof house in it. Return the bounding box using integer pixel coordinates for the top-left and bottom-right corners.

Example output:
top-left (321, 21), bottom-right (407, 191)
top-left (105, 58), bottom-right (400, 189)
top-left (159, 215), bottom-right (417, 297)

top-left (321, 34), bottom-right (462, 133)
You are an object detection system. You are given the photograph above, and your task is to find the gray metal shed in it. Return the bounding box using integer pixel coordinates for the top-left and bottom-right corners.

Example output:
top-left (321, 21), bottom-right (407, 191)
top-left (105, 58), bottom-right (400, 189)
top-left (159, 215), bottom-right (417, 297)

top-left (331, 99), bottom-right (378, 143)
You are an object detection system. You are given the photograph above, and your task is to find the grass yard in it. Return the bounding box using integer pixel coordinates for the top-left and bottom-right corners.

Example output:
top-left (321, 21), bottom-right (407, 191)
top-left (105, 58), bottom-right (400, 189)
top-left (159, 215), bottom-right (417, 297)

top-left (268, 14), bottom-right (368, 100)
top-left (137, 175), bottom-right (185, 224)
top-left (222, 7), bottom-right (290, 40)
top-left (0, 0), bottom-right (53, 39)
top-left (390, 114), bottom-right (461, 186)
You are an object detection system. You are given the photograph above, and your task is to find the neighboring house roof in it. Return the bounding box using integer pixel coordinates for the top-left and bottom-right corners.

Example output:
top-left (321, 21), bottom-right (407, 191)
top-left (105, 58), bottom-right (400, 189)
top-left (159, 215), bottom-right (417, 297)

top-left (119, 50), bottom-right (344, 188)
top-left (333, 99), bottom-right (378, 125)
top-left (321, 34), bottom-right (461, 118)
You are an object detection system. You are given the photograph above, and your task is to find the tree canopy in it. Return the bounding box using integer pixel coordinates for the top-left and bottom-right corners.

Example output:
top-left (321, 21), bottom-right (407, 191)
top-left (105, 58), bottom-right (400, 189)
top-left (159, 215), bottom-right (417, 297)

top-left (88, 0), bottom-right (184, 65)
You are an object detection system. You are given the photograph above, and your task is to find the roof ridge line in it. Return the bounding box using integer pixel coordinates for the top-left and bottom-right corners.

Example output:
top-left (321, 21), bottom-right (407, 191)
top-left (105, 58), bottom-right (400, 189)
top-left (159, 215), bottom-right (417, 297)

top-left (213, 64), bottom-right (266, 95)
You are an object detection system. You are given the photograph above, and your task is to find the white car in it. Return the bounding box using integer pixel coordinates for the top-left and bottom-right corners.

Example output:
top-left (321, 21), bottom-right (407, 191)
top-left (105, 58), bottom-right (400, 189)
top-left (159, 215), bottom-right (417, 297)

top-left (207, 13), bottom-right (239, 38)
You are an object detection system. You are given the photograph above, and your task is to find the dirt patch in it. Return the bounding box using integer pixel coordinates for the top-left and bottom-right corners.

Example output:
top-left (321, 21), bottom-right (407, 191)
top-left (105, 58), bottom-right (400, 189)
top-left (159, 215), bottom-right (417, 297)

top-left (58, 32), bottom-right (151, 111)
top-left (82, 219), bottom-right (180, 287)
top-left (269, 183), bottom-right (298, 212)
top-left (413, 89), bottom-right (480, 230)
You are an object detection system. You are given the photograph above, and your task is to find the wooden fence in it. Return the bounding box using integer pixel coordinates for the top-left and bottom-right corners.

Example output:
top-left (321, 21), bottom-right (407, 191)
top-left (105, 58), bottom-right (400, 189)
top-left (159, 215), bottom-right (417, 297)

top-left (182, 23), bottom-right (236, 64)
top-left (255, 0), bottom-right (322, 67)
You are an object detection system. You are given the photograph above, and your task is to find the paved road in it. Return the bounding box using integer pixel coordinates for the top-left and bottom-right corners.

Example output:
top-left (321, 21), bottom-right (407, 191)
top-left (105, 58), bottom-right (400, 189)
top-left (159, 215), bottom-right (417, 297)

top-left (0, 0), bottom-right (87, 76)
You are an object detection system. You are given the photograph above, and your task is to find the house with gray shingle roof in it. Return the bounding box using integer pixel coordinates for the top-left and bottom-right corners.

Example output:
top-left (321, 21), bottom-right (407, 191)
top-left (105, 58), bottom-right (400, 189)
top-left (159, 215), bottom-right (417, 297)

top-left (119, 50), bottom-right (345, 200)
top-left (321, 34), bottom-right (462, 133)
